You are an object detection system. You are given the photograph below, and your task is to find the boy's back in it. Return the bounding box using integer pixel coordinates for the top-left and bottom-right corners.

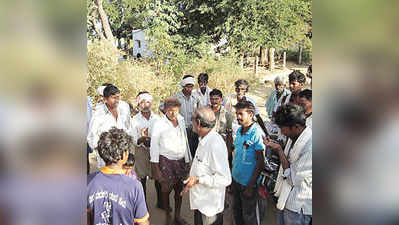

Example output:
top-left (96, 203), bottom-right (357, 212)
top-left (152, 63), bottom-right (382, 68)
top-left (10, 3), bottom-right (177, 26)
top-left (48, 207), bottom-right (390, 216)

top-left (87, 168), bottom-right (149, 225)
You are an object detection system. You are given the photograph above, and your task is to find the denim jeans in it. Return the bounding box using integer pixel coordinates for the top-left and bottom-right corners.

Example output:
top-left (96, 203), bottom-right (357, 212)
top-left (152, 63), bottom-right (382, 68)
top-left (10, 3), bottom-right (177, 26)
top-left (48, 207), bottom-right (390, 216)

top-left (277, 208), bottom-right (312, 225)
top-left (231, 180), bottom-right (266, 225)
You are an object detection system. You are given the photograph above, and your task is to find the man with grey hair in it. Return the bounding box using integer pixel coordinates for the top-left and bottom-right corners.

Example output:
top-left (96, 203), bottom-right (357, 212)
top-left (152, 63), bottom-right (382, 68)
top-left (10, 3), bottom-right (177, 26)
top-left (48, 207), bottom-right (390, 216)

top-left (182, 107), bottom-right (232, 225)
top-left (265, 76), bottom-right (291, 119)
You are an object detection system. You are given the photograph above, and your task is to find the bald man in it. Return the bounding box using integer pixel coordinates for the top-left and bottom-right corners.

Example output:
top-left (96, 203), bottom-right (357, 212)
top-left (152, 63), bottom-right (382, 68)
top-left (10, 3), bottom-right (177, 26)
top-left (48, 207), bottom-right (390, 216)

top-left (182, 107), bottom-right (232, 225)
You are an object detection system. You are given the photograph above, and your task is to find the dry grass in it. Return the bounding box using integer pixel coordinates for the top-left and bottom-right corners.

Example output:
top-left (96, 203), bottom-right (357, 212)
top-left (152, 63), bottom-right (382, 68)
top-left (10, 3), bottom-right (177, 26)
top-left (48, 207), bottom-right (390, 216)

top-left (88, 40), bottom-right (259, 112)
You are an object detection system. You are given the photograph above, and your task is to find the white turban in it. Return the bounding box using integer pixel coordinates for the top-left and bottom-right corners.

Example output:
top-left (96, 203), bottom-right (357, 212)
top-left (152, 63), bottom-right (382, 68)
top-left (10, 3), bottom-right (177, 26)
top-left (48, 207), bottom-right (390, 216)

top-left (136, 93), bottom-right (153, 104)
top-left (97, 86), bottom-right (106, 96)
top-left (178, 76), bottom-right (195, 89)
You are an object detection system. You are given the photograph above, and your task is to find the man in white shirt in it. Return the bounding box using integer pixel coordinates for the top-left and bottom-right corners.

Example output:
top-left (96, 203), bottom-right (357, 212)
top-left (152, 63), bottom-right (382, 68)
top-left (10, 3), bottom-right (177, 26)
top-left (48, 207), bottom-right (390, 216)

top-left (130, 91), bottom-right (160, 201)
top-left (94, 83), bottom-right (131, 121)
top-left (172, 75), bottom-right (201, 158)
top-left (87, 84), bottom-right (131, 171)
top-left (150, 98), bottom-right (191, 225)
top-left (263, 104), bottom-right (312, 225)
top-left (298, 89), bottom-right (312, 129)
top-left (193, 73), bottom-right (212, 107)
top-left (181, 107), bottom-right (232, 225)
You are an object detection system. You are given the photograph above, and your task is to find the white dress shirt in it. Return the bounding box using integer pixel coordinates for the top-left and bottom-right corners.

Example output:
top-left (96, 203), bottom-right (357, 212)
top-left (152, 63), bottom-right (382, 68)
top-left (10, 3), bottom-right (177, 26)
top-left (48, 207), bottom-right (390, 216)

top-left (150, 115), bottom-right (191, 163)
top-left (94, 100), bottom-right (131, 122)
top-left (274, 126), bottom-right (312, 215)
top-left (306, 114), bottom-right (312, 129)
top-left (129, 112), bottom-right (160, 148)
top-left (189, 130), bottom-right (232, 217)
top-left (193, 87), bottom-right (212, 107)
top-left (87, 104), bottom-right (131, 150)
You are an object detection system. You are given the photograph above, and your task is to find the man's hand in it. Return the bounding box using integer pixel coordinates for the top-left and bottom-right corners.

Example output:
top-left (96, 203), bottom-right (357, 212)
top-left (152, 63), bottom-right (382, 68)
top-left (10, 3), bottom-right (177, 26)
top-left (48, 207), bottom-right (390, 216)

top-left (180, 176), bottom-right (199, 196)
top-left (138, 136), bottom-right (151, 148)
top-left (141, 128), bottom-right (148, 137)
top-left (262, 136), bottom-right (282, 152)
top-left (243, 186), bottom-right (254, 198)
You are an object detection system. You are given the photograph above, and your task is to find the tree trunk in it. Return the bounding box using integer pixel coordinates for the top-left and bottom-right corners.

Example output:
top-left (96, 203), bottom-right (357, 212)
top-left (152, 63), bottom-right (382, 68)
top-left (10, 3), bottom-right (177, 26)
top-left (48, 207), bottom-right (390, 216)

top-left (259, 46), bottom-right (265, 66)
top-left (283, 51), bottom-right (287, 68)
top-left (298, 44), bottom-right (303, 65)
top-left (254, 56), bottom-right (259, 75)
top-left (96, 0), bottom-right (114, 41)
top-left (269, 48), bottom-right (275, 71)
top-left (89, 9), bottom-right (105, 39)
top-left (240, 54), bottom-right (244, 68)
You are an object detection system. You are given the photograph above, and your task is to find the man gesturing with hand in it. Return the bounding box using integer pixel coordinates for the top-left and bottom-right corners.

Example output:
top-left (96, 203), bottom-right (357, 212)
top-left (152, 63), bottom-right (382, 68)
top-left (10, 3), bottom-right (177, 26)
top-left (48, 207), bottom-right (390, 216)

top-left (181, 107), bottom-right (231, 225)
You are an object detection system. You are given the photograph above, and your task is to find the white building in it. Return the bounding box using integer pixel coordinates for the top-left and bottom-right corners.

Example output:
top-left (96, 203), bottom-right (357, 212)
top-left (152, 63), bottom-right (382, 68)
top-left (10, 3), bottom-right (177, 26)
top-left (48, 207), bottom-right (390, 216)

top-left (132, 29), bottom-right (152, 58)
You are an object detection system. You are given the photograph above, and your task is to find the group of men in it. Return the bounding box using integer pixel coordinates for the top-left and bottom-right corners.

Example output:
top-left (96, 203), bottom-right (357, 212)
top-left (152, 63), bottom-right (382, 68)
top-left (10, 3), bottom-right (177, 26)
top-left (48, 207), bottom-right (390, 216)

top-left (87, 70), bottom-right (312, 225)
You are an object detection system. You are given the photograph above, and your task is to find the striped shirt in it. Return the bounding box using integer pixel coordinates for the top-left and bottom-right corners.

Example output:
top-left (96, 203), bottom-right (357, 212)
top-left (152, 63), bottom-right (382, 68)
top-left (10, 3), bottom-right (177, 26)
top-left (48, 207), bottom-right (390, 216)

top-left (275, 126), bottom-right (312, 215)
top-left (172, 91), bottom-right (200, 128)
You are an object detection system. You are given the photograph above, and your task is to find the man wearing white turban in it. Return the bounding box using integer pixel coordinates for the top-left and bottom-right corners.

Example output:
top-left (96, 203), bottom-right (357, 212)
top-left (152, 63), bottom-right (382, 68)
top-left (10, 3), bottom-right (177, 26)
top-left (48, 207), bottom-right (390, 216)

top-left (172, 75), bottom-right (201, 157)
top-left (129, 91), bottom-right (162, 206)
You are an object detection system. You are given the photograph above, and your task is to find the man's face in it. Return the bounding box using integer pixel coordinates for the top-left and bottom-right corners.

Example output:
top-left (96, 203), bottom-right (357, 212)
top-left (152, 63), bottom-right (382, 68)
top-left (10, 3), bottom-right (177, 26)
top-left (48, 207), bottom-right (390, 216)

top-left (166, 106), bottom-right (180, 121)
top-left (183, 84), bottom-right (194, 94)
top-left (210, 95), bottom-right (222, 107)
top-left (104, 93), bottom-right (120, 109)
top-left (236, 108), bottom-right (253, 126)
top-left (298, 97), bottom-right (312, 114)
top-left (139, 100), bottom-right (152, 113)
top-left (198, 80), bottom-right (207, 89)
top-left (289, 80), bottom-right (304, 93)
top-left (235, 84), bottom-right (247, 98)
top-left (275, 84), bottom-right (284, 94)
top-left (279, 126), bottom-right (296, 139)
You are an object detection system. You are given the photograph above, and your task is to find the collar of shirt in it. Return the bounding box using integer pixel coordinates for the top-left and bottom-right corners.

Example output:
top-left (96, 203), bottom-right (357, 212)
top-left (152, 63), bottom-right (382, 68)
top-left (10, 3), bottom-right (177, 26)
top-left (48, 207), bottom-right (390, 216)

top-left (237, 123), bottom-right (256, 136)
top-left (198, 129), bottom-right (216, 146)
top-left (176, 91), bottom-right (196, 101)
top-left (195, 86), bottom-right (211, 96)
top-left (101, 166), bottom-right (124, 175)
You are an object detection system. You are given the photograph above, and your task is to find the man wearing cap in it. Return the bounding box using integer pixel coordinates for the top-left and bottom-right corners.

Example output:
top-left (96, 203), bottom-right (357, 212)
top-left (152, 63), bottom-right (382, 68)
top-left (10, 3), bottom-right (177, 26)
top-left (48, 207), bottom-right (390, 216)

top-left (193, 73), bottom-right (212, 107)
top-left (87, 84), bottom-right (131, 171)
top-left (172, 75), bottom-right (201, 157)
top-left (129, 91), bottom-right (161, 204)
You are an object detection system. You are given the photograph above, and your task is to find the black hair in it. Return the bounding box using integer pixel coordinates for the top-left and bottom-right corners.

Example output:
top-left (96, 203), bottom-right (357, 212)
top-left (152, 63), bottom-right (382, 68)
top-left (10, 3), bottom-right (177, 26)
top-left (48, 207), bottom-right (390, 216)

top-left (234, 100), bottom-right (255, 114)
top-left (97, 127), bottom-right (133, 165)
top-left (103, 84), bottom-right (120, 98)
top-left (194, 108), bottom-right (216, 128)
top-left (198, 73), bottom-right (209, 82)
top-left (101, 83), bottom-right (113, 87)
top-left (234, 79), bottom-right (249, 91)
top-left (298, 89), bottom-right (312, 101)
top-left (164, 98), bottom-right (181, 109)
top-left (136, 91), bottom-right (149, 97)
top-left (288, 70), bottom-right (306, 84)
top-left (274, 103), bottom-right (306, 127)
top-left (210, 89), bottom-right (223, 98)
top-left (183, 75), bottom-right (194, 79)
top-left (308, 64), bottom-right (312, 74)
top-left (124, 153), bottom-right (135, 167)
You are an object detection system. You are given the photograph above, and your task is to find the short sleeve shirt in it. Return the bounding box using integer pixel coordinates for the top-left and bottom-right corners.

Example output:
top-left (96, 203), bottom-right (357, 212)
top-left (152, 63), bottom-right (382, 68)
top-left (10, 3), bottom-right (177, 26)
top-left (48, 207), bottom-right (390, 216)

top-left (87, 168), bottom-right (149, 225)
top-left (232, 123), bottom-right (265, 186)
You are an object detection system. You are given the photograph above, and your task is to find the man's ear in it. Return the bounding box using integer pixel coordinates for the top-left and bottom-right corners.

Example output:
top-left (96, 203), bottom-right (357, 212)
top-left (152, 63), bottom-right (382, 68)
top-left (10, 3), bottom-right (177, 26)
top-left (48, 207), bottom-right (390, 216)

top-left (121, 150), bottom-right (129, 163)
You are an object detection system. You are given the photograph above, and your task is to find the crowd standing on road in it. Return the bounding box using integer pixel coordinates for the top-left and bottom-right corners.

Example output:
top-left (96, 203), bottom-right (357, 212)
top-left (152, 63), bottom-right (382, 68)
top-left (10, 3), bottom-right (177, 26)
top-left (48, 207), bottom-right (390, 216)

top-left (87, 70), bottom-right (312, 225)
